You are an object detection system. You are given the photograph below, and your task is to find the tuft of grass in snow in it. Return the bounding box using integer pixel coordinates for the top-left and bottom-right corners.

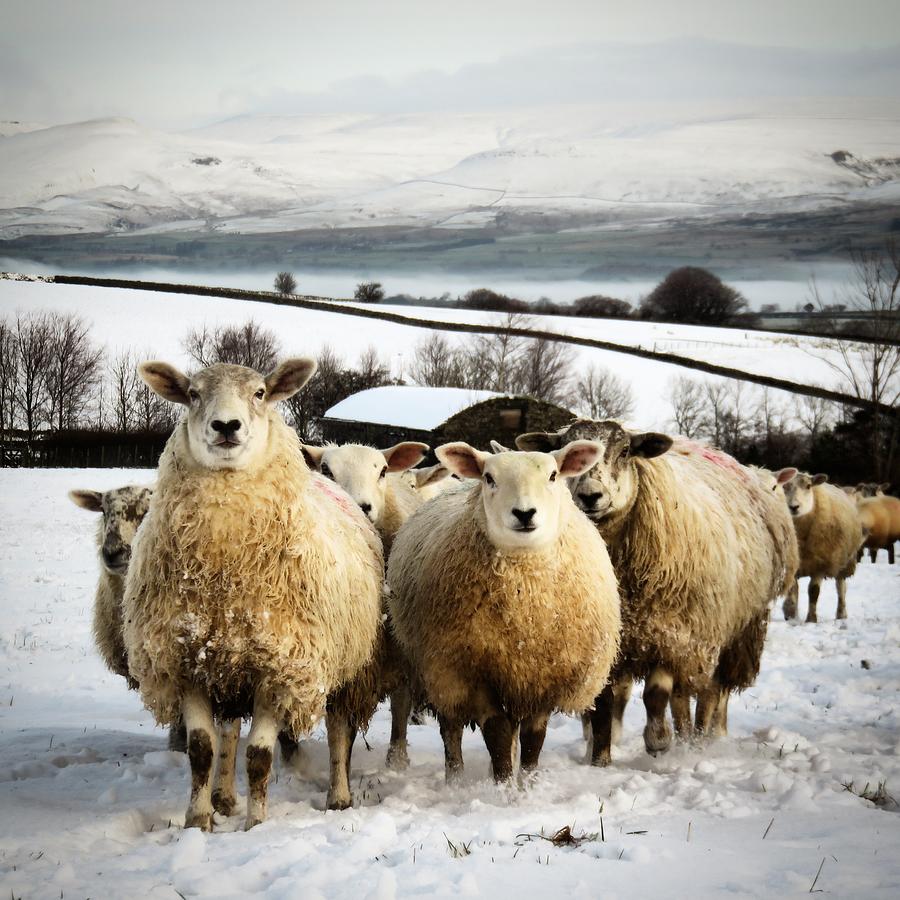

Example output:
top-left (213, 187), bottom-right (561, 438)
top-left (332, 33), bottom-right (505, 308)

top-left (841, 779), bottom-right (898, 809)
top-left (444, 833), bottom-right (472, 858)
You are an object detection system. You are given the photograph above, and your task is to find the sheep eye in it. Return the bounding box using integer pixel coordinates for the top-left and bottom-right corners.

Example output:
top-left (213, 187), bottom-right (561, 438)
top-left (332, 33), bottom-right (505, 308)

top-left (549, 470), bottom-right (557, 482)
top-left (254, 388), bottom-right (265, 400)
top-left (321, 463), bottom-right (333, 480)
top-left (484, 473), bottom-right (496, 488)
top-left (188, 389), bottom-right (200, 402)
top-left (379, 466), bottom-right (387, 479)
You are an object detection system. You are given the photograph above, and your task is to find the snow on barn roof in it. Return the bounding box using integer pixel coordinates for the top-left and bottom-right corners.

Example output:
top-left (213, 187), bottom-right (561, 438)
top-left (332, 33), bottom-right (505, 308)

top-left (323, 385), bottom-right (505, 431)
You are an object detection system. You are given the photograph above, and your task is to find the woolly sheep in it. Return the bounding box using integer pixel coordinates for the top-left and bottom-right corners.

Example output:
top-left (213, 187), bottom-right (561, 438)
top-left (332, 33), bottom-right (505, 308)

top-left (301, 440), bottom-right (431, 771)
top-left (125, 360), bottom-right (383, 830)
top-left (401, 463), bottom-right (455, 500)
top-left (854, 483), bottom-right (900, 564)
top-left (774, 470), bottom-right (863, 622)
top-left (517, 422), bottom-right (798, 764)
top-left (68, 485), bottom-right (188, 752)
top-left (387, 440), bottom-right (621, 783)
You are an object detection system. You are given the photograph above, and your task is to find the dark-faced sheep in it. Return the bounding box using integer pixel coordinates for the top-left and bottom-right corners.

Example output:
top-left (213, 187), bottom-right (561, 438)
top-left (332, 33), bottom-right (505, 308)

top-left (124, 360), bottom-right (383, 829)
top-left (387, 441), bottom-right (620, 783)
top-left (517, 421), bottom-right (797, 765)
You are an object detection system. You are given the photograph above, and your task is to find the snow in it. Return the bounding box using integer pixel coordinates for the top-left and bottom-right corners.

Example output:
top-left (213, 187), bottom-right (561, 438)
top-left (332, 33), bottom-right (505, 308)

top-left (1, 467), bottom-right (899, 898)
top-left (1, 98), bottom-right (899, 237)
top-left (0, 277), bottom-right (871, 431)
top-left (324, 386), bottom-right (504, 430)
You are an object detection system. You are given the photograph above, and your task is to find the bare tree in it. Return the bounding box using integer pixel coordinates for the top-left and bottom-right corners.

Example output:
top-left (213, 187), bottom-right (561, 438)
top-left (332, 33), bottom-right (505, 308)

top-left (668, 376), bottom-right (706, 438)
top-left (513, 338), bottom-right (575, 404)
top-left (0, 319), bottom-right (17, 435)
top-left (108, 349), bottom-right (141, 432)
top-left (354, 282), bottom-right (384, 303)
top-left (810, 243), bottom-right (900, 479)
top-left (465, 313), bottom-right (529, 394)
top-left (797, 394), bottom-right (836, 444)
top-left (274, 272), bottom-right (297, 295)
top-left (44, 312), bottom-right (103, 431)
top-left (410, 334), bottom-right (467, 387)
top-left (183, 320), bottom-right (281, 372)
top-left (12, 312), bottom-right (54, 441)
top-left (573, 364), bottom-right (635, 420)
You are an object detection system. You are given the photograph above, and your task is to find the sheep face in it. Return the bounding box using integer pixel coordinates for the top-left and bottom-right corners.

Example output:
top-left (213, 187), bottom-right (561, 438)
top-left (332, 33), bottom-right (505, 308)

top-left (301, 442), bottom-right (428, 523)
top-left (435, 440), bottom-right (601, 551)
top-left (139, 359), bottom-right (315, 471)
top-left (516, 420), bottom-right (672, 522)
top-left (69, 485), bottom-right (153, 575)
top-left (856, 482), bottom-right (889, 498)
top-left (778, 471), bottom-right (827, 518)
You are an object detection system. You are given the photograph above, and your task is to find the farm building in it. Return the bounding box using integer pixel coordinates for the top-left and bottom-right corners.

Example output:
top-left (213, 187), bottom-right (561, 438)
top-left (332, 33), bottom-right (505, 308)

top-left (320, 386), bottom-right (575, 453)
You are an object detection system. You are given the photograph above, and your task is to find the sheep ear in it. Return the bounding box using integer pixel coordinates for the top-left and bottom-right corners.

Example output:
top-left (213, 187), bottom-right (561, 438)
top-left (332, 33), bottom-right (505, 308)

top-left (515, 431), bottom-right (561, 452)
top-left (265, 358), bottom-right (317, 403)
top-left (139, 361), bottom-right (191, 405)
top-left (301, 444), bottom-right (325, 470)
top-left (629, 432), bottom-right (672, 458)
top-left (435, 442), bottom-right (489, 479)
top-left (775, 467), bottom-right (798, 485)
top-left (416, 464), bottom-right (450, 488)
top-left (553, 440), bottom-right (601, 478)
top-left (489, 440), bottom-right (512, 453)
top-left (812, 473), bottom-right (828, 485)
top-left (382, 442), bottom-right (429, 473)
top-left (879, 482), bottom-right (891, 493)
top-left (69, 489), bottom-right (103, 512)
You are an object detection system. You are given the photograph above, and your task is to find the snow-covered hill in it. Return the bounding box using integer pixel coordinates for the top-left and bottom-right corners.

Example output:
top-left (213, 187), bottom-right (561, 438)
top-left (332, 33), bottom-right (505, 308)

top-left (1, 99), bottom-right (898, 238)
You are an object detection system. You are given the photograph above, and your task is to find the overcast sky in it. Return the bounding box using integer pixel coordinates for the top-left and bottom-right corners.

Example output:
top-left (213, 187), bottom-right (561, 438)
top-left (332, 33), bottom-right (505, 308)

top-left (2, 0), bottom-right (899, 130)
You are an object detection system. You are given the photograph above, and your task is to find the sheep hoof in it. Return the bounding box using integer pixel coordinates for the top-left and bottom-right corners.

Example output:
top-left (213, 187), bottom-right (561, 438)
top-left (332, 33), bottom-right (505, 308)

top-left (184, 811), bottom-right (213, 832)
top-left (643, 724), bottom-right (672, 755)
top-left (805, 613), bottom-right (818, 624)
top-left (244, 816), bottom-right (264, 831)
top-left (590, 750), bottom-right (612, 767)
top-left (326, 793), bottom-right (352, 811)
top-left (782, 603), bottom-right (797, 621)
top-left (212, 790), bottom-right (237, 817)
top-left (385, 744), bottom-right (410, 771)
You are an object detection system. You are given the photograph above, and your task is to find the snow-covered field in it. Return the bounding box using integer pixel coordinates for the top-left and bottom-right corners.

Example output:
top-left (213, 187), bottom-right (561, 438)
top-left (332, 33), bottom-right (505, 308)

top-left (1, 98), bottom-right (898, 237)
top-left (1, 468), bottom-right (899, 899)
top-left (0, 278), bottom-right (863, 430)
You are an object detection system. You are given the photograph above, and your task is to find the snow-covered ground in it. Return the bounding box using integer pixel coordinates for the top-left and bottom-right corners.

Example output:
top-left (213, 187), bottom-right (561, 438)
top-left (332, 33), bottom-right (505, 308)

top-left (1, 98), bottom-right (898, 237)
top-left (1, 468), bottom-right (899, 899)
top-left (0, 277), bottom-right (866, 430)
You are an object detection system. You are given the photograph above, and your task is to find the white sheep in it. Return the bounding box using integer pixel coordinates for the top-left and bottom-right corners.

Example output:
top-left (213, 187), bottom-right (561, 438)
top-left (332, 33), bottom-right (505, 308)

top-left (776, 469), bottom-right (864, 621)
top-left (517, 422), bottom-right (798, 764)
top-left (124, 360), bottom-right (383, 829)
top-left (387, 441), bottom-right (621, 783)
top-left (301, 440), bottom-right (429, 770)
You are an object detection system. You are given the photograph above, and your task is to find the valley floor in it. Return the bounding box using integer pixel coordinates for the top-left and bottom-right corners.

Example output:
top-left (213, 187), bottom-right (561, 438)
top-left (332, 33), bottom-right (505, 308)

top-left (1, 469), bottom-right (899, 899)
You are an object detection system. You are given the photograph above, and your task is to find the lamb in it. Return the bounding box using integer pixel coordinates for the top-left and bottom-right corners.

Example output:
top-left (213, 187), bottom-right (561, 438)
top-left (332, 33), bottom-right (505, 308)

top-left (386, 440), bottom-right (621, 783)
top-left (775, 470), bottom-right (863, 622)
top-left (517, 421), bottom-right (798, 765)
top-left (124, 360), bottom-right (383, 830)
top-left (301, 441), bottom-right (430, 771)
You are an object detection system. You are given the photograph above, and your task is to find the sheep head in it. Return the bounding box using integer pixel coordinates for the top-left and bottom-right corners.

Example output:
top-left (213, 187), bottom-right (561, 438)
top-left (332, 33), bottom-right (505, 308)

top-left (139, 358), bottom-right (315, 471)
top-left (69, 485), bottom-right (153, 575)
top-left (301, 441), bottom-right (429, 523)
top-left (776, 469), bottom-right (827, 518)
top-left (516, 419), bottom-right (671, 521)
top-left (435, 440), bottom-right (601, 551)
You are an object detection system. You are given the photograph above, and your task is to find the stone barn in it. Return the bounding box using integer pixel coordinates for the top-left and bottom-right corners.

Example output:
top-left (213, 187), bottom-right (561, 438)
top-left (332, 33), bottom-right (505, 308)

top-left (320, 386), bottom-right (575, 456)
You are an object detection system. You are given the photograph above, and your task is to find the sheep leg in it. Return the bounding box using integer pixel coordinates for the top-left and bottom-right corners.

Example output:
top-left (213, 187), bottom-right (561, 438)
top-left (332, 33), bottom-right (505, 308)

top-left (712, 691), bottom-right (729, 737)
top-left (211, 718), bottom-right (240, 817)
top-left (857, 547), bottom-right (864, 563)
top-left (889, 542), bottom-right (895, 565)
top-left (670, 680), bottom-right (692, 740)
top-left (278, 730), bottom-right (301, 766)
top-left (694, 680), bottom-right (727, 736)
top-left (643, 669), bottom-right (673, 755)
top-left (245, 700), bottom-right (278, 830)
top-left (325, 710), bottom-right (355, 811)
top-left (481, 714), bottom-right (515, 782)
top-left (182, 689), bottom-right (217, 832)
top-left (806, 576), bottom-right (822, 624)
top-left (783, 579), bottom-right (799, 620)
top-left (519, 713), bottom-right (549, 772)
top-left (869, 547), bottom-right (877, 563)
top-left (835, 577), bottom-right (848, 620)
top-left (438, 716), bottom-right (464, 784)
top-left (611, 676), bottom-right (632, 746)
top-left (386, 683), bottom-right (413, 771)
top-left (168, 715), bottom-right (187, 753)
top-left (587, 685), bottom-right (615, 767)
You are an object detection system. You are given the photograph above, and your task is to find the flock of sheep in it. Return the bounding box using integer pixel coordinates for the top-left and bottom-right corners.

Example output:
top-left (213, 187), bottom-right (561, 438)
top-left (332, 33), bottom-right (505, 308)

top-left (67, 356), bottom-right (899, 833)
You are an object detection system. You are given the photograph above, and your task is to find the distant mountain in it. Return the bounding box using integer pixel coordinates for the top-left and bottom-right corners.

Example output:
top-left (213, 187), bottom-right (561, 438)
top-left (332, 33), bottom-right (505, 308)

top-left (1, 99), bottom-right (898, 239)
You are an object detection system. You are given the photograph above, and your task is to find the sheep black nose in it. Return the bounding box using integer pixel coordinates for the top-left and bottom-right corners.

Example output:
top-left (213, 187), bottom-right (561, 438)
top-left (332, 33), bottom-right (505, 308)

top-left (578, 491), bottom-right (603, 508)
top-left (360, 503), bottom-right (373, 515)
top-left (103, 548), bottom-right (128, 569)
top-left (211, 419), bottom-right (242, 438)
top-left (512, 507), bottom-right (536, 526)
top-left (789, 504), bottom-right (800, 513)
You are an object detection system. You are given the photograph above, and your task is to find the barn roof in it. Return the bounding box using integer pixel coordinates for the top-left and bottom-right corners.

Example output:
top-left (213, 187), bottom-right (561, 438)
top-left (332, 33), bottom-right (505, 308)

top-left (323, 386), bottom-right (505, 431)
